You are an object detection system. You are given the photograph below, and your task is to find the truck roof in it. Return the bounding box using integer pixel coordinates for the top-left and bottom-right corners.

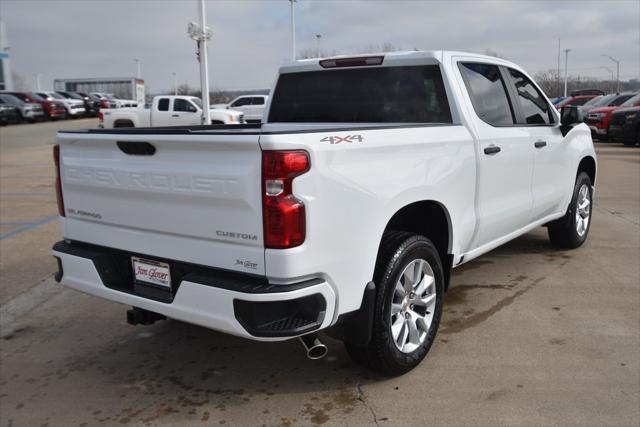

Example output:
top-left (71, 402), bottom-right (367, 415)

top-left (280, 50), bottom-right (521, 74)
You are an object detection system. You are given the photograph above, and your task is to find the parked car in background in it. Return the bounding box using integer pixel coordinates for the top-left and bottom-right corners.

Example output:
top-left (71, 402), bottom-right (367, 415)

top-left (570, 89), bottom-right (605, 96)
top-left (609, 105), bottom-right (640, 146)
top-left (3, 92), bottom-right (67, 120)
top-left (57, 91), bottom-right (100, 117)
top-left (584, 93), bottom-right (640, 140)
top-left (223, 95), bottom-right (269, 123)
top-left (578, 93), bottom-right (636, 118)
top-left (99, 95), bottom-right (244, 128)
top-left (550, 96), bottom-right (567, 105)
top-left (0, 103), bottom-right (18, 125)
top-left (90, 92), bottom-right (118, 109)
top-left (90, 92), bottom-right (137, 108)
top-left (37, 91), bottom-right (86, 118)
top-left (0, 94), bottom-right (45, 122)
top-left (555, 95), bottom-right (597, 110)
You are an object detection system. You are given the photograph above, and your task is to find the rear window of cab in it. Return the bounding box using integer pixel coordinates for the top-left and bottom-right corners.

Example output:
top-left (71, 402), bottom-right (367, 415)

top-left (268, 65), bottom-right (452, 124)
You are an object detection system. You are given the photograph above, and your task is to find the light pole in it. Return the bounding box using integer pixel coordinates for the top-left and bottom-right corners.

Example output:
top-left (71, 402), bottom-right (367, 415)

top-left (315, 34), bottom-right (321, 58)
top-left (563, 48), bottom-right (571, 97)
top-left (556, 38), bottom-right (561, 97)
top-left (172, 72), bottom-right (177, 96)
top-left (134, 58), bottom-right (141, 79)
top-left (35, 73), bottom-right (42, 91)
top-left (601, 54), bottom-right (620, 93)
top-left (600, 67), bottom-right (614, 93)
top-left (289, 0), bottom-right (296, 61)
top-left (188, 0), bottom-right (212, 125)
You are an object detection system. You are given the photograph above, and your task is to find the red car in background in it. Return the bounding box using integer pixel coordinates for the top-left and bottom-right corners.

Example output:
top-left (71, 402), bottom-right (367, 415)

top-left (555, 95), bottom-right (597, 109)
top-left (2, 92), bottom-right (67, 120)
top-left (584, 93), bottom-right (640, 141)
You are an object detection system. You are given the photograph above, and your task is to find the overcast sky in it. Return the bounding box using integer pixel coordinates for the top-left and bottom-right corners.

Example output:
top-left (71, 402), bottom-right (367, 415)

top-left (1, 0), bottom-right (638, 93)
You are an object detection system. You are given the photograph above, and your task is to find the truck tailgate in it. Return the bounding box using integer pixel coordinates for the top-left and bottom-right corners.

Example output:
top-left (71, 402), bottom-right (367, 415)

top-left (57, 131), bottom-right (265, 275)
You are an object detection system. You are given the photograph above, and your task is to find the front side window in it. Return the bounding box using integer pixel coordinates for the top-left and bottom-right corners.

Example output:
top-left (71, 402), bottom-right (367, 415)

top-left (174, 98), bottom-right (196, 112)
top-left (268, 65), bottom-right (452, 123)
top-left (157, 98), bottom-right (170, 111)
top-left (459, 63), bottom-right (514, 126)
top-left (508, 68), bottom-right (555, 125)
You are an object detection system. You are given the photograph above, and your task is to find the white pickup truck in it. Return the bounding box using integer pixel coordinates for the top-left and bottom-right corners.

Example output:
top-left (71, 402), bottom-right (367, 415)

top-left (99, 95), bottom-right (245, 128)
top-left (52, 51), bottom-right (596, 375)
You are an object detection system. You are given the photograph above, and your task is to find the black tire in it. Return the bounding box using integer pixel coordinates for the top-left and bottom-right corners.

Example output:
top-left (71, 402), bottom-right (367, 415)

top-left (548, 172), bottom-right (593, 249)
top-left (345, 231), bottom-right (444, 376)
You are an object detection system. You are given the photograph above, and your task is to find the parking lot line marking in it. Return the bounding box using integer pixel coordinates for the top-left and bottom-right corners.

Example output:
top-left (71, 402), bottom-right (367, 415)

top-left (0, 215), bottom-right (58, 241)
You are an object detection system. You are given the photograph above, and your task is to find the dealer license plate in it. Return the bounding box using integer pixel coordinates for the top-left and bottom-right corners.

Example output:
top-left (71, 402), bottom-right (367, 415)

top-left (132, 257), bottom-right (171, 289)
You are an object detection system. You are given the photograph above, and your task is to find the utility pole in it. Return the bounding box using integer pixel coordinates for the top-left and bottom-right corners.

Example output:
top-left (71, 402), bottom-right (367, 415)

top-left (172, 72), bottom-right (177, 96)
top-left (134, 58), bottom-right (141, 79)
top-left (35, 73), bottom-right (42, 91)
top-left (556, 38), bottom-right (561, 97)
top-left (188, 0), bottom-right (212, 125)
top-left (290, 0), bottom-right (296, 61)
top-left (316, 34), bottom-right (322, 58)
top-left (601, 54), bottom-right (620, 93)
top-left (600, 67), bottom-right (614, 93)
top-left (563, 48), bottom-right (571, 97)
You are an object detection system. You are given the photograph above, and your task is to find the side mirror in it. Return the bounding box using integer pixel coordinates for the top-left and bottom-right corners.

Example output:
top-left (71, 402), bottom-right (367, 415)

top-left (560, 106), bottom-right (582, 137)
top-left (561, 106), bottom-right (581, 126)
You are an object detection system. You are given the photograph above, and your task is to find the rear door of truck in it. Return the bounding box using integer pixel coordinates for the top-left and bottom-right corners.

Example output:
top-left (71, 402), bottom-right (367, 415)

top-left (56, 128), bottom-right (266, 275)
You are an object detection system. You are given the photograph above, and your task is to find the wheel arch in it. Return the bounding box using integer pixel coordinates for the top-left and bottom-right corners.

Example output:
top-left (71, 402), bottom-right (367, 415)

top-left (577, 155), bottom-right (596, 185)
top-left (378, 200), bottom-right (453, 291)
top-left (113, 119), bottom-right (135, 128)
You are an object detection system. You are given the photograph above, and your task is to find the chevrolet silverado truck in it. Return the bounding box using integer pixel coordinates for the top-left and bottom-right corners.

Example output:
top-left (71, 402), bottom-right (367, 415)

top-left (98, 95), bottom-right (245, 128)
top-left (52, 51), bottom-right (596, 375)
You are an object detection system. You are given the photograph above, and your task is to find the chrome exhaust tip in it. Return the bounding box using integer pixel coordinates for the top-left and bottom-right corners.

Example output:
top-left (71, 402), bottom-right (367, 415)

top-left (299, 333), bottom-right (328, 360)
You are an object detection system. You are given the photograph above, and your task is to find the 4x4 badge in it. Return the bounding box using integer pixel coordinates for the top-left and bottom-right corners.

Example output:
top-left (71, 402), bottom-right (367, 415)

top-left (320, 135), bottom-right (364, 144)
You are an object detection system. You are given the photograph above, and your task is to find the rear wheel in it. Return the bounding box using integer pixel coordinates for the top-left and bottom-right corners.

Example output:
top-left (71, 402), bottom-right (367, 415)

top-left (345, 232), bottom-right (444, 376)
top-left (548, 172), bottom-right (593, 249)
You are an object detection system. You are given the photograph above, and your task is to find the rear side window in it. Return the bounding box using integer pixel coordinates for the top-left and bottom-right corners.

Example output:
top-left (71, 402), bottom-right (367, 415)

top-left (252, 97), bottom-right (265, 105)
top-left (268, 65), bottom-right (452, 123)
top-left (157, 98), bottom-right (169, 111)
top-left (231, 97), bottom-right (251, 107)
top-left (507, 68), bottom-right (555, 125)
top-left (459, 63), bottom-right (514, 126)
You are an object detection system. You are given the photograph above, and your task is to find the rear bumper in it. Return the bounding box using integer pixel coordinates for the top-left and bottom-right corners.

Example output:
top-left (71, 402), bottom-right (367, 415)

top-left (52, 240), bottom-right (336, 341)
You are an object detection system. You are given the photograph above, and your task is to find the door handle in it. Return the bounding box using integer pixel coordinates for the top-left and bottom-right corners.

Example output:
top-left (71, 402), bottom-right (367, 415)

top-left (483, 145), bottom-right (501, 155)
top-left (171, 114), bottom-right (179, 117)
top-left (534, 140), bottom-right (547, 148)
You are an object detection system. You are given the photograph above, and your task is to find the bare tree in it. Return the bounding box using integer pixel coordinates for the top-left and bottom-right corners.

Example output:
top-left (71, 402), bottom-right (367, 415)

top-left (298, 48), bottom-right (340, 59)
top-left (484, 49), bottom-right (507, 59)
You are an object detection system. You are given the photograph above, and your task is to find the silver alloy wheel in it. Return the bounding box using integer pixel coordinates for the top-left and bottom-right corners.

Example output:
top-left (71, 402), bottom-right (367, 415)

top-left (575, 184), bottom-right (591, 237)
top-left (390, 259), bottom-right (437, 353)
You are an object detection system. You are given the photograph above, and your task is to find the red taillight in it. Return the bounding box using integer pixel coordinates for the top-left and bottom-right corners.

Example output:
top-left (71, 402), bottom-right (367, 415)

top-left (98, 111), bottom-right (104, 122)
top-left (53, 144), bottom-right (65, 217)
top-left (262, 150), bottom-right (310, 249)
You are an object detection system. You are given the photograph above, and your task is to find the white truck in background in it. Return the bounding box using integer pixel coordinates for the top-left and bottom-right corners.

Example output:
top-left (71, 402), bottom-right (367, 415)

top-left (53, 51), bottom-right (595, 375)
top-left (99, 95), bottom-right (245, 128)
top-left (223, 95), bottom-right (269, 123)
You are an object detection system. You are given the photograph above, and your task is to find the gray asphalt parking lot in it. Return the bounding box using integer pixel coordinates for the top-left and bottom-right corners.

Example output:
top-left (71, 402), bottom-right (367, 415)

top-left (1, 120), bottom-right (638, 426)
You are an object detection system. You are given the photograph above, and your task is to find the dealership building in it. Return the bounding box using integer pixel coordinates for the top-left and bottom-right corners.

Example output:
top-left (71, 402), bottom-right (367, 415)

top-left (0, 20), bottom-right (13, 91)
top-left (53, 77), bottom-right (145, 104)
